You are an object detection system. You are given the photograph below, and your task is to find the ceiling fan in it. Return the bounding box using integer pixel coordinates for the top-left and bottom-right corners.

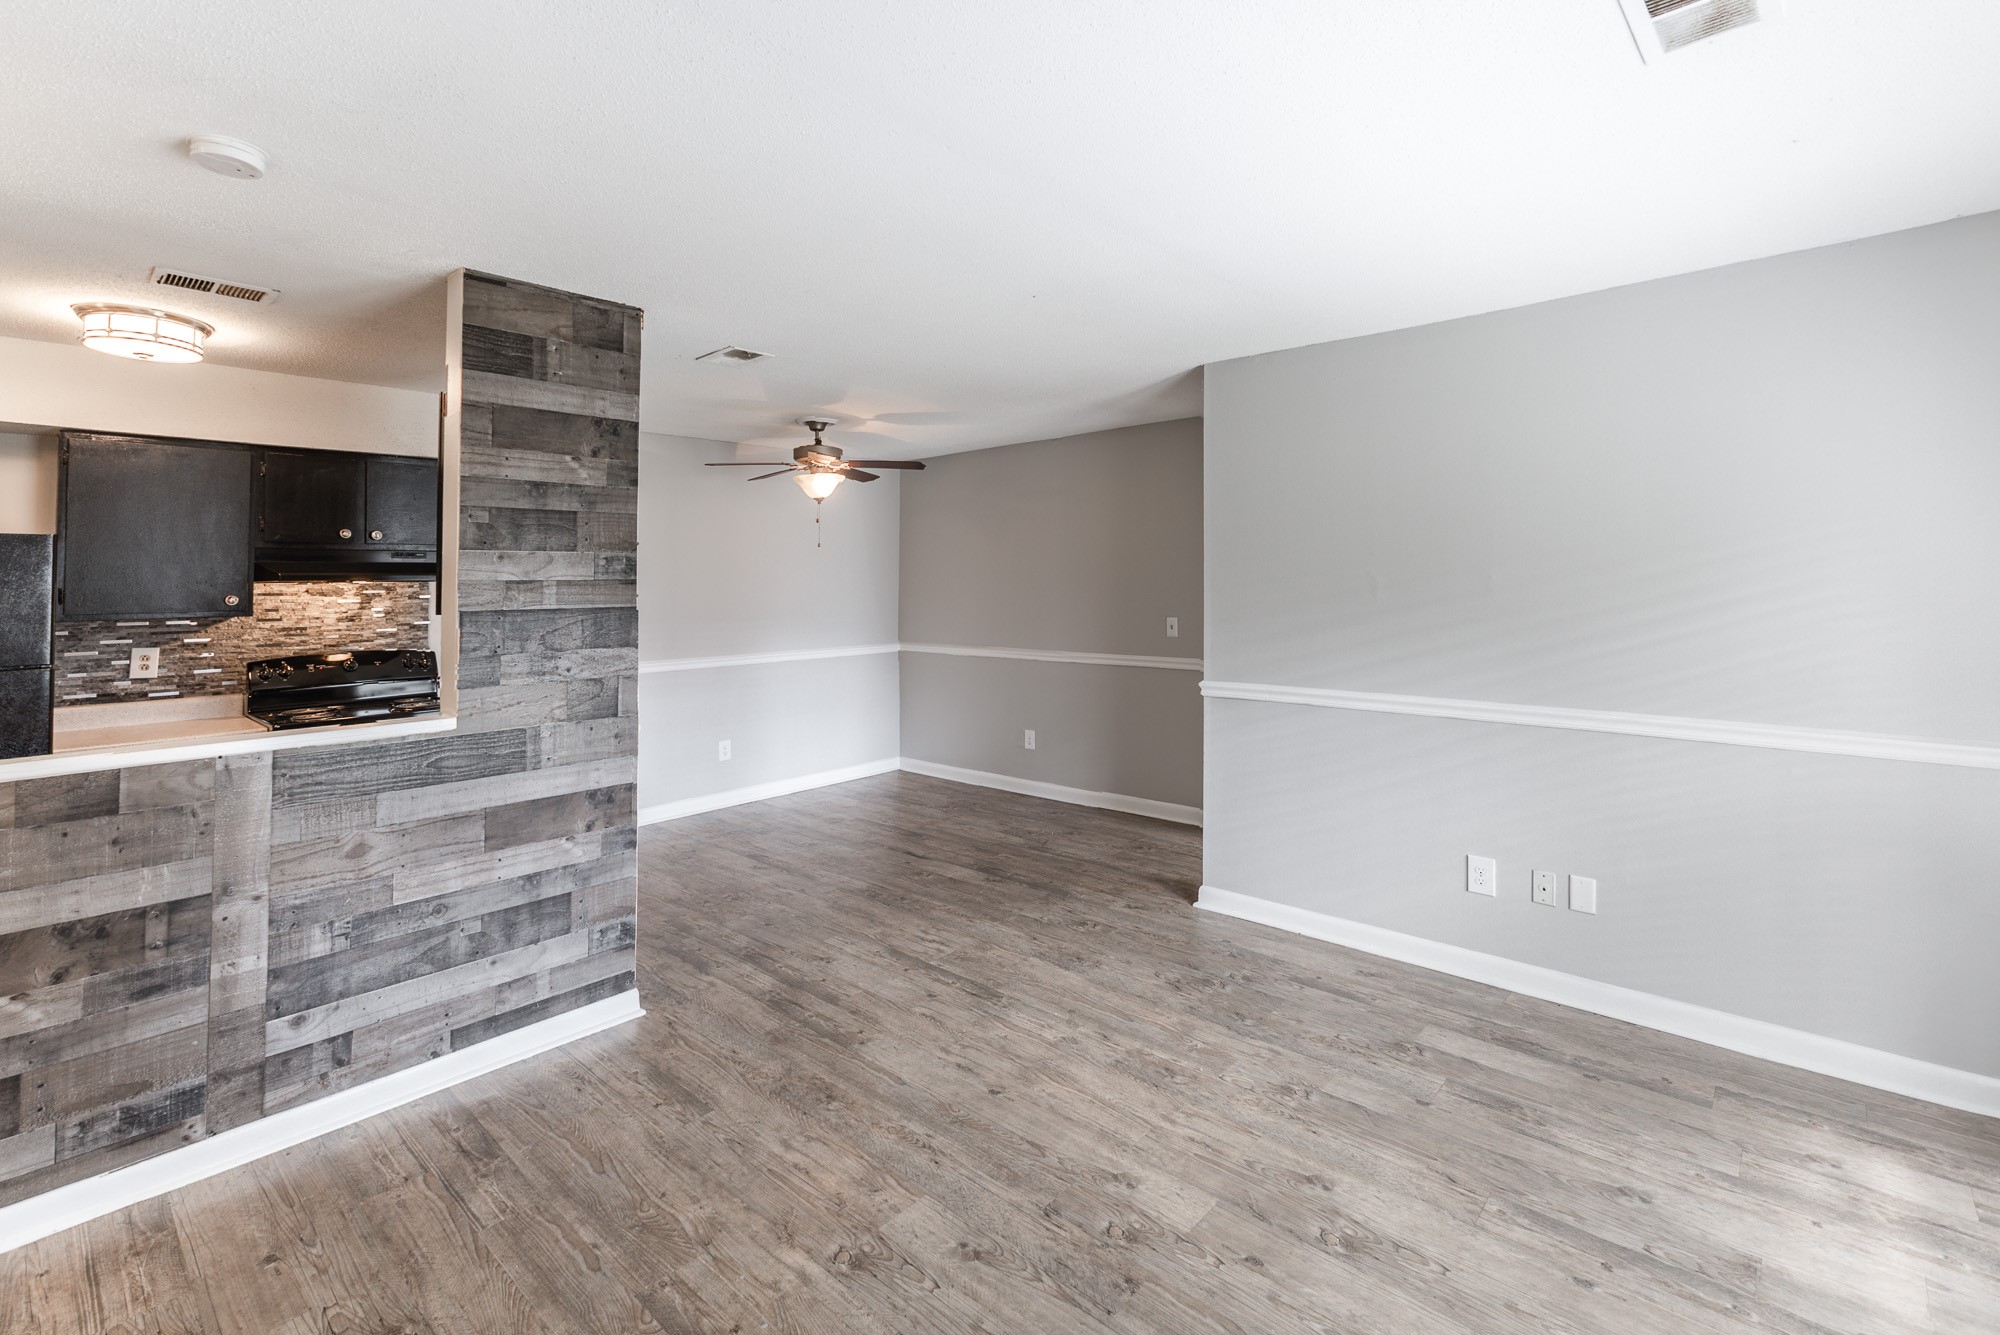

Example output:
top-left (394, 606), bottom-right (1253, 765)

top-left (706, 419), bottom-right (925, 503)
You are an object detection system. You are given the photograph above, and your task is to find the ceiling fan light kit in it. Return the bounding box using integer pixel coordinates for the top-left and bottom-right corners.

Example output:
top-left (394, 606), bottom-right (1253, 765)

top-left (705, 418), bottom-right (925, 546)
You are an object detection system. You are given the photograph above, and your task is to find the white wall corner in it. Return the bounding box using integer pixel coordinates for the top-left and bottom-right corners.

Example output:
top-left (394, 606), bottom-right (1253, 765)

top-left (1195, 886), bottom-right (2000, 1120)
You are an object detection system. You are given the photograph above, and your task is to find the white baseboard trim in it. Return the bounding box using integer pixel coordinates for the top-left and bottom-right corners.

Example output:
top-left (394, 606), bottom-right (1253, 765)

top-left (638, 758), bottom-right (902, 824)
top-left (0, 990), bottom-right (643, 1256)
top-left (1196, 887), bottom-right (2000, 1119)
top-left (900, 757), bottom-right (1202, 826)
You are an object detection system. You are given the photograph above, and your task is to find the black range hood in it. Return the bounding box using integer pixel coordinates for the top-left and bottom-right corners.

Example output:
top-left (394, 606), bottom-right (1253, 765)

top-left (253, 547), bottom-right (439, 582)
top-left (254, 446), bottom-right (440, 584)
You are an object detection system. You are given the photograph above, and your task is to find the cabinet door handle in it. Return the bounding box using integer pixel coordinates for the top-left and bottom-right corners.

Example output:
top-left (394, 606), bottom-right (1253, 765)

top-left (224, 594), bottom-right (241, 607)
top-left (370, 530), bottom-right (384, 541)
top-left (339, 527), bottom-right (353, 539)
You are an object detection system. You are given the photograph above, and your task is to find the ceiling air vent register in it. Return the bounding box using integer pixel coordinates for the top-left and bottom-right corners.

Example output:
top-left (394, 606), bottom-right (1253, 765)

top-left (148, 268), bottom-right (279, 303)
top-left (1617, 0), bottom-right (1776, 62)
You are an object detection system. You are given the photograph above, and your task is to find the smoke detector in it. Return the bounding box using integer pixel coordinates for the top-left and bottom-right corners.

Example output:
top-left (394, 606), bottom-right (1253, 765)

top-left (186, 135), bottom-right (267, 179)
top-left (148, 267), bottom-right (280, 303)
top-left (695, 345), bottom-right (771, 364)
top-left (1616, 0), bottom-right (1778, 62)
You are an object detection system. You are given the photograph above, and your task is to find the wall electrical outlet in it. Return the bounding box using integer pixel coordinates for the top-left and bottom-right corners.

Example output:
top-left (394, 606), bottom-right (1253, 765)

top-left (1466, 854), bottom-right (1497, 897)
top-left (1532, 870), bottom-right (1557, 906)
top-left (129, 647), bottom-right (161, 680)
top-left (1569, 875), bottom-right (1599, 915)
top-left (1166, 616), bottom-right (1180, 638)
top-left (1023, 729), bottom-right (1036, 751)
top-left (717, 740), bottom-right (731, 761)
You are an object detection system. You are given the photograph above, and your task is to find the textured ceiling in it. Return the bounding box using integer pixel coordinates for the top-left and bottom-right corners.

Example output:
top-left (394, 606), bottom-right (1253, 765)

top-left (2, 1), bottom-right (1997, 456)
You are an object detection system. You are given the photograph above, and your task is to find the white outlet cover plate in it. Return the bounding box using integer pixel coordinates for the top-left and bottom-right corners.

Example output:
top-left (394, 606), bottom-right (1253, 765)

top-left (1466, 854), bottom-right (1497, 897)
top-left (1023, 729), bottom-right (1036, 750)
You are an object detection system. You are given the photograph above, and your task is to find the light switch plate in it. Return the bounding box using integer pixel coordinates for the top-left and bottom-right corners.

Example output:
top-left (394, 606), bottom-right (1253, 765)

top-left (1166, 617), bottom-right (1180, 638)
top-left (129, 647), bottom-right (160, 680)
top-left (1569, 875), bottom-right (1598, 914)
top-left (1532, 870), bottom-right (1557, 906)
top-left (1466, 854), bottom-right (1497, 897)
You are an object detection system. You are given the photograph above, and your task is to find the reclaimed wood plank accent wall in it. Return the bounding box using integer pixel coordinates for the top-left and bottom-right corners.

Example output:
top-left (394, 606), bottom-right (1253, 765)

top-left (0, 271), bottom-right (640, 1207)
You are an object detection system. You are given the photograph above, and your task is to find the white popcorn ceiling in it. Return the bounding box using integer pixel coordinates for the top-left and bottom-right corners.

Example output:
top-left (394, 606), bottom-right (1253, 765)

top-left (1, 1), bottom-right (1996, 456)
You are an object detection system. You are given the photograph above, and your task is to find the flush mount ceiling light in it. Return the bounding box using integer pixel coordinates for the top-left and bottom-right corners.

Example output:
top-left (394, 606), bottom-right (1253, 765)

top-left (694, 345), bottom-right (772, 364)
top-left (71, 303), bottom-right (213, 363)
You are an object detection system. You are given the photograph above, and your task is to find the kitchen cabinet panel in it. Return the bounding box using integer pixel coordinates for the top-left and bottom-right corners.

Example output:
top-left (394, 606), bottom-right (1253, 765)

top-left (366, 455), bottom-right (439, 549)
top-left (259, 450), bottom-right (366, 547)
top-left (58, 435), bottom-right (255, 620)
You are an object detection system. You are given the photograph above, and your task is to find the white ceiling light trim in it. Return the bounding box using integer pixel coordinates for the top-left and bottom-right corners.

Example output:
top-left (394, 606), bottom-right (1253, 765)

top-left (186, 135), bottom-right (268, 179)
top-left (71, 303), bottom-right (213, 363)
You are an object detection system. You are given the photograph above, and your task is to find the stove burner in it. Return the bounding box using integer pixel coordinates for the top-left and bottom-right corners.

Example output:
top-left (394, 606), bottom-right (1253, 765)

top-left (244, 649), bottom-right (441, 731)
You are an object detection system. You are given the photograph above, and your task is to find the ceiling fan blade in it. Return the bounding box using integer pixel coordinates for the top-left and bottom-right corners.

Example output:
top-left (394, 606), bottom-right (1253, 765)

top-left (706, 461), bottom-right (792, 467)
top-left (844, 459), bottom-right (926, 469)
top-left (843, 469), bottom-right (880, 482)
top-left (748, 468), bottom-right (799, 481)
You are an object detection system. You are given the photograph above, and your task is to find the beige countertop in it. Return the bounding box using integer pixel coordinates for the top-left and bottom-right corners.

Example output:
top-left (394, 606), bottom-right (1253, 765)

top-left (0, 694), bottom-right (455, 781)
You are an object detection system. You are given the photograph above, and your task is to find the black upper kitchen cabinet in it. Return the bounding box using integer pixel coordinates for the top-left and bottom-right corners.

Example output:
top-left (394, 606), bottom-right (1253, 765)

top-left (252, 448), bottom-right (439, 580)
top-left (58, 433), bottom-right (255, 620)
top-left (365, 455), bottom-right (439, 549)
top-left (259, 449), bottom-right (367, 546)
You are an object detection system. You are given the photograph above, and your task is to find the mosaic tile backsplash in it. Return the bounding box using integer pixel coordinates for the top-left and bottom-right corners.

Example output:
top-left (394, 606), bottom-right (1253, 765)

top-left (54, 580), bottom-right (436, 703)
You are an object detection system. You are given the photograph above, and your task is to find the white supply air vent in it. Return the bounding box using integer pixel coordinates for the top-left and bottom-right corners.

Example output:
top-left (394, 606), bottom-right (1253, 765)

top-left (148, 267), bottom-right (280, 303)
top-left (1617, 0), bottom-right (1777, 62)
top-left (694, 345), bottom-right (771, 364)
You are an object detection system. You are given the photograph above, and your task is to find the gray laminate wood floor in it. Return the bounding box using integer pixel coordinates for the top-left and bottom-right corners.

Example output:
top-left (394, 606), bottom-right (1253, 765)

top-left (5, 773), bottom-right (1997, 1333)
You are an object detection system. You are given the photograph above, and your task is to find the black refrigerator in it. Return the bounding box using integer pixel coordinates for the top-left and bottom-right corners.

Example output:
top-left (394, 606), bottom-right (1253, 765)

top-left (0, 533), bottom-right (54, 759)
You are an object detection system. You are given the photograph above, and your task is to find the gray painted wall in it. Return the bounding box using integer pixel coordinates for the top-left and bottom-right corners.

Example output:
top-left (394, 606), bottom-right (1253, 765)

top-left (899, 419), bottom-right (1202, 807)
top-left (636, 433), bottom-right (900, 811)
top-left (1204, 210), bottom-right (2000, 1078)
top-left (902, 653), bottom-right (1202, 809)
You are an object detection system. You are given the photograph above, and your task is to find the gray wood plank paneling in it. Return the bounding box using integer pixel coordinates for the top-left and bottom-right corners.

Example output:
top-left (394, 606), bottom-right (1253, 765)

top-left (206, 753), bottom-right (271, 1132)
top-left (372, 758), bottom-right (634, 826)
top-left (0, 859), bottom-right (214, 941)
top-left (12, 772), bottom-right (121, 827)
top-left (459, 606), bottom-right (635, 662)
top-left (460, 371), bottom-right (638, 423)
top-left (456, 678), bottom-right (623, 732)
top-left (459, 475), bottom-right (638, 515)
top-left (271, 728), bottom-right (531, 806)
top-left (266, 893), bottom-right (574, 1021)
top-left (460, 506), bottom-right (580, 553)
top-left (0, 269), bottom-right (640, 1206)
top-left (266, 931), bottom-right (591, 1050)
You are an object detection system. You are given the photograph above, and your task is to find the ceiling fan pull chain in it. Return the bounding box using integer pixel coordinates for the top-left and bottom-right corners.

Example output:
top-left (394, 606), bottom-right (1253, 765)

top-left (816, 501), bottom-right (823, 549)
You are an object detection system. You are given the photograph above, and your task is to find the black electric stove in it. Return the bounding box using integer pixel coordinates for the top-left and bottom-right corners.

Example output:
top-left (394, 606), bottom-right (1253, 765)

top-left (244, 649), bottom-right (441, 731)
